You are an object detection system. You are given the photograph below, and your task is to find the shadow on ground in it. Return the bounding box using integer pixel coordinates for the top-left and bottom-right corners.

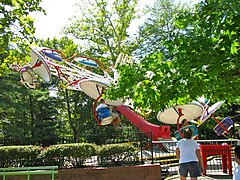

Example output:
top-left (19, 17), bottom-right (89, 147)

top-left (208, 174), bottom-right (233, 179)
top-left (165, 174), bottom-right (233, 180)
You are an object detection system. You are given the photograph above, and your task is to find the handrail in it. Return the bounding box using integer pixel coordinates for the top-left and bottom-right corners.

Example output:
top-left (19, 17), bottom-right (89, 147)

top-left (0, 166), bottom-right (58, 171)
top-left (0, 166), bottom-right (58, 180)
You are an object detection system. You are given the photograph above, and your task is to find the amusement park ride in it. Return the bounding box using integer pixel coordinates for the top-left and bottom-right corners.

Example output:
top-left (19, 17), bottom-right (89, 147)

top-left (18, 46), bottom-right (234, 141)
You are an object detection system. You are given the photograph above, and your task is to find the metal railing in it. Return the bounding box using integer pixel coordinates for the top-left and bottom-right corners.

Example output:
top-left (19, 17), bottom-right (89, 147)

top-left (147, 139), bottom-right (239, 176)
top-left (0, 131), bottom-right (238, 178)
top-left (0, 166), bottom-right (58, 180)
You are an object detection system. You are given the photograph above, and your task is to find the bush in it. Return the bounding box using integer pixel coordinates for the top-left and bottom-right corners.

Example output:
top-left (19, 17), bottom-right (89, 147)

top-left (39, 143), bottom-right (99, 168)
top-left (0, 145), bottom-right (42, 167)
top-left (0, 143), bottom-right (139, 168)
top-left (98, 143), bottom-right (138, 166)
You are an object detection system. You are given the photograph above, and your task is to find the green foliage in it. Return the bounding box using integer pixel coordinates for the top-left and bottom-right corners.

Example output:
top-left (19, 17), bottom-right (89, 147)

top-left (136, 0), bottom-right (191, 58)
top-left (41, 143), bottom-right (98, 158)
top-left (0, 73), bottom-right (60, 146)
top-left (108, 0), bottom-right (239, 115)
top-left (98, 143), bottom-right (138, 166)
top-left (0, 143), bottom-right (139, 168)
top-left (168, 0), bottom-right (240, 102)
top-left (0, 145), bottom-right (41, 167)
top-left (0, 73), bottom-right (32, 143)
top-left (108, 53), bottom-right (188, 112)
top-left (63, 0), bottom-right (139, 65)
top-left (0, 0), bottom-right (44, 75)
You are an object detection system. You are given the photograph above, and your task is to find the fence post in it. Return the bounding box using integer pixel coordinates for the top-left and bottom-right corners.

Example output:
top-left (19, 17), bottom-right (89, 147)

top-left (52, 167), bottom-right (55, 180)
top-left (139, 133), bottom-right (144, 164)
top-left (149, 131), bottom-right (154, 164)
top-left (3, 170), bottom-right (5, 180)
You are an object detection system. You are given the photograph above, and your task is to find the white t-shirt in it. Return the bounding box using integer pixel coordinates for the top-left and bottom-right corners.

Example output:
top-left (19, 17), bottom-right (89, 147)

top-left (176, 139), bottom-right (200, 163)
top-left (233, 166), bottom-right (240, 180)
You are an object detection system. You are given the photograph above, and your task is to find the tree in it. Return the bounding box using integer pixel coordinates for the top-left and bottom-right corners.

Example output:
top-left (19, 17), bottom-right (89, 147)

top-left (168, 0), bottom-right (240, 102)
top-left (63, 0), bottom-right (140, 65)
top-left (0, 36), bottom-right (79, 146)
top-left (107, 0), bottom-right (239, 114)
top-left (135, 0), bottom-right (191, 59)
top-left (0, 0), bottom-right (44, 75)
top-left (0, 72), bottom-right (60, 146)
top-left (0, 73), bottom-right (31, 144)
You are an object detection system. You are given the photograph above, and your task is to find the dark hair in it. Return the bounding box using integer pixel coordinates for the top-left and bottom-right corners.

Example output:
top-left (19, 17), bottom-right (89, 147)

top-left (235, 146), bottom-right (240, 160)
top-left (183, 128), bottom-right (192, 139)
top-left (181, 119), bottom-right (188, 126)
top-left (100, 99), bottom-right (105, 103)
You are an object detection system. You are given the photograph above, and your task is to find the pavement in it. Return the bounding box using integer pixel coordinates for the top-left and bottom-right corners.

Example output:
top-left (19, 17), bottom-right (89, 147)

top-left (165, 172), bottom-right (233, 180)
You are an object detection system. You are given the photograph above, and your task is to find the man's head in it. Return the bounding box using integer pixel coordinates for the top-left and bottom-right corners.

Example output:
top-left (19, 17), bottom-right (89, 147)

top-left (181, 119), bottom-right (189, 127)
top-left (183, 128), bottom-right (193, 139)
top-left (235, 146), bottom-right (240, 165)
top-left (100, 99), bottom-right (105, 103)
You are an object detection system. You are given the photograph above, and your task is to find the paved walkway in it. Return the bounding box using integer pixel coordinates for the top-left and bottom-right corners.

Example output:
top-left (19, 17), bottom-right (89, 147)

top-left (165, 172), bottom-right (233, 180)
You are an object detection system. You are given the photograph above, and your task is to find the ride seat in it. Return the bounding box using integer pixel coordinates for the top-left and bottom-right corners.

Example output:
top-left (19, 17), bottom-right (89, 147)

top-left (97, 107), bottom-right (113, 125)
top-left (213, 117), bottom-right (233, 136)
top-left (174, 125), bottom-right (199, 140)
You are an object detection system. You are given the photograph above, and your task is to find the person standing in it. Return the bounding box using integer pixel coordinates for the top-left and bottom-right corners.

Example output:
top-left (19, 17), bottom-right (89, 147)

top-left (176, 128), bottom-right (203, 180)
top-left (233, 146), bottom-right (240, 180)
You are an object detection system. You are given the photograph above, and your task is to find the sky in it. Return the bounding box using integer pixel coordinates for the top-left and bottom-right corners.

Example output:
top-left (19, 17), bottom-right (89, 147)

top-left (31, 0), bottom-right (80, 39)
top-left (31, 0), bottom-right (200, 40)
top-left (31, 0), bottom-right (154, 40)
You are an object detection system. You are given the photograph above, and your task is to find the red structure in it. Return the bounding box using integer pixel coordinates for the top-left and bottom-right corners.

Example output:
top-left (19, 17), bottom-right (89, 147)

top-left (200, 144), bottom-right (232, 176)
top-left (116, 105), bottom-right (171, 140)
